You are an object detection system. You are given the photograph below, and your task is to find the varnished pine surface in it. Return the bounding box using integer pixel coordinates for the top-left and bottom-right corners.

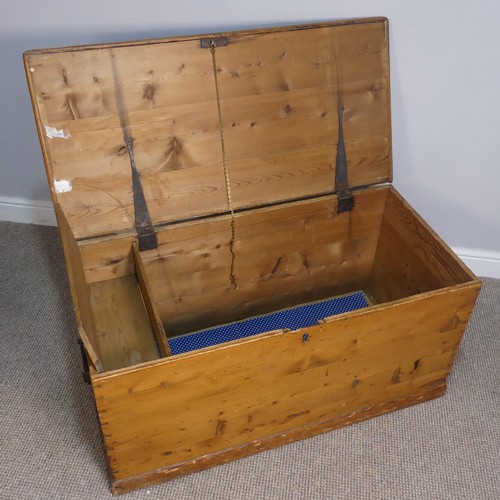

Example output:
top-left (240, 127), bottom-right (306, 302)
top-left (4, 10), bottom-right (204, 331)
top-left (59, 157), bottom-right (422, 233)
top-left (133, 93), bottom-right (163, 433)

top-left (55, 204), bottom-right (103, 371)
top-left (132, 242), bottom-right (171, 356)
top-left (90, 275), bottom-right (160, 371)
top-left (93, 282), bottom-right (479, 483)
top-left (76, 185), bottom-right (477, 371)
top-left (25, 19), bottom-right (391, 240)
top-left (369, 187), bottom-right (475, 303)
top-left (111, 381), bottom-right (446, 494)
top-left (143, 188), bottom-right (387, 335)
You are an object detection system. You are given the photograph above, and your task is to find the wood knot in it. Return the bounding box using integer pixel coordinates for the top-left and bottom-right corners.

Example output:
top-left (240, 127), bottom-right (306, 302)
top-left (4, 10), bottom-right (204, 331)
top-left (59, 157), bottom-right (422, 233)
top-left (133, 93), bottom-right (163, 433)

top-left (440, 314), bottom-right (461, 332)
top-left (370, 83), bottom-right (380, 98)
top-left (116, 145), bottom-right (128, 156)
top-left (301, 253), bottom-right (310, 270)
top-left (143, 83), bottom-right (155, 101)
top-left (280, 81), bottom-right (290, 91)
top-left (343, 109), bottom-right (354, 121)
top-left (262, 257), bottom-right (282, 280)
top-left (168, 136), bottom-right (182, 155)
top-left (391, 367), bottom-right (401, 384)
top-left (283, 103), bottom-right (292, 115)
top-left (216, 419), bottom-right (227, 435)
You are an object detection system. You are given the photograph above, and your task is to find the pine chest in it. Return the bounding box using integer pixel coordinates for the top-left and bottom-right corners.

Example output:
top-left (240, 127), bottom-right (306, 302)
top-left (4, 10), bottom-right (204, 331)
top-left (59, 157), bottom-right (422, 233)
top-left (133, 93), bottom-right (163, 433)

top-left (24, 17), bottom-right (481, 494)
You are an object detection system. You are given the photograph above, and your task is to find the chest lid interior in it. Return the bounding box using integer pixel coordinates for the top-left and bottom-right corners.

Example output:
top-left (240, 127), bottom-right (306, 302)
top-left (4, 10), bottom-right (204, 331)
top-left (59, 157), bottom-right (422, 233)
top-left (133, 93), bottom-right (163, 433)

top-left (25, 17), bottom-right (392, 241)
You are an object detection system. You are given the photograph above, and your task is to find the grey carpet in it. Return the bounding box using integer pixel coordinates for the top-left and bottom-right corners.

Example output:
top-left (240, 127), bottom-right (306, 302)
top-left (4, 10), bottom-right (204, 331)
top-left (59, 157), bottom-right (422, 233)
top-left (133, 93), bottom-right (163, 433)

top-left (1, 220), bottom-right (499, 500)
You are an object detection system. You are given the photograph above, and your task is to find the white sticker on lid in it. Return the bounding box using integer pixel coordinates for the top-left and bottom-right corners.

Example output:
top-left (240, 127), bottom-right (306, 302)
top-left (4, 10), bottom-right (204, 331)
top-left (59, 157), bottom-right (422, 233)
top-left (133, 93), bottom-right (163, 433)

top-left (54, 179), bottom-right (72, 193)
top-left (45, 126), bottom-right (70, 140)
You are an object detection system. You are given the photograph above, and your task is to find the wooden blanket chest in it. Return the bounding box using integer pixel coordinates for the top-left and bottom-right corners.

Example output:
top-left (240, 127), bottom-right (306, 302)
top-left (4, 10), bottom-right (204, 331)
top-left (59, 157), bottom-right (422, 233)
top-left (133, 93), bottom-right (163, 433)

top-left (24, 17), bottom-right (481, 494)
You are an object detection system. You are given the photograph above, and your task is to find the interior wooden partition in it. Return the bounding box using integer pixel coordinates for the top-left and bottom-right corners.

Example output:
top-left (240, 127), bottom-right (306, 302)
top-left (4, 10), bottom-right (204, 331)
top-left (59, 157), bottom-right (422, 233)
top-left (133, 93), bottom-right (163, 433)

top-left (59, 185), bottom-right (477, 374)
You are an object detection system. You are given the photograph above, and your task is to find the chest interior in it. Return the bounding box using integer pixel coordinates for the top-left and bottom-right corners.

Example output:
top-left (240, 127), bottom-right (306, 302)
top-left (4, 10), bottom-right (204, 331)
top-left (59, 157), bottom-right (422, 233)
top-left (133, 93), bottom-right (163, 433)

top-left (59, 184), bottom-right (472, 373)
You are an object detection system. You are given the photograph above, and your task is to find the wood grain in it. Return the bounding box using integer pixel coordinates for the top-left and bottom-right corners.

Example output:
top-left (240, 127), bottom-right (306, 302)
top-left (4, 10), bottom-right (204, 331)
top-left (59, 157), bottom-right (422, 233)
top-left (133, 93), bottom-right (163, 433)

top-left (132, 242), bottom-right (171, 356)
top-left (79, 235), bottom-right (136, 283)
top-left (77, 186), bottom-right (388, 285)
top-left (90, 275), bottom-right (160, 371)
top-left (55, 204), bottom-right (103, 371)
top-left (25, 19), bottom-right (391, 240)
top-left (111, 381), bottom-right (446, 494)
top-left (92, 282), bottom-right (479, 483)
top-left (140, 188), bottom-right (387, 335)
top-left (369, 187), bottom-right (475, 303)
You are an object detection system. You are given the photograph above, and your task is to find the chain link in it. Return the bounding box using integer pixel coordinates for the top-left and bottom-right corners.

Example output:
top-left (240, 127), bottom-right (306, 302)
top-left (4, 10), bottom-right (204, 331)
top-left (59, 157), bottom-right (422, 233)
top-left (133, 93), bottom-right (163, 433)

top-left (209, 40), bottom-right (239, 290)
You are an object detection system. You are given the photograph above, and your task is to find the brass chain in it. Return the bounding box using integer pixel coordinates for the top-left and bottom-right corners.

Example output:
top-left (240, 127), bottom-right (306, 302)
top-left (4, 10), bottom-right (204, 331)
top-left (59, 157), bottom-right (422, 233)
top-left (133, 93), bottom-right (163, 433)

top-left (209, 40), bottom-right (239, 290)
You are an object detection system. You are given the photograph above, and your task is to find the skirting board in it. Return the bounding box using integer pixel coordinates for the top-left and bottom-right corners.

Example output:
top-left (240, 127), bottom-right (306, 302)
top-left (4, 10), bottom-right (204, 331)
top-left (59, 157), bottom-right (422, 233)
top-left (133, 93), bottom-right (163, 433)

top-left (453, 247), bottom-right (500, 280)
top-left (0, 197), bottom-right (499, 278)
top-left (0, 195), bottom-right (56, 226)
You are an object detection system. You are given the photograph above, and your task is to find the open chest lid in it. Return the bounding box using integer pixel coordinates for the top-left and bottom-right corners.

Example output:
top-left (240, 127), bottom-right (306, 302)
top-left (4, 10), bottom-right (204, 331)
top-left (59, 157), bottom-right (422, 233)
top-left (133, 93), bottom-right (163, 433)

top-left (25, 17), bottom-right (392, 242)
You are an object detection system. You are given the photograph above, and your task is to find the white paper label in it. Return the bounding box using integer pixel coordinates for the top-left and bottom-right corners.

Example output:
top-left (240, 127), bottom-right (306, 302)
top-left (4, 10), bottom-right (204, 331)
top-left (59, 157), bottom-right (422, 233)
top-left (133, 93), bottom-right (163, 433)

top-left (53, 179), bottom-right (72, 193)
top-left (45, 126), bottom-right (70, 140)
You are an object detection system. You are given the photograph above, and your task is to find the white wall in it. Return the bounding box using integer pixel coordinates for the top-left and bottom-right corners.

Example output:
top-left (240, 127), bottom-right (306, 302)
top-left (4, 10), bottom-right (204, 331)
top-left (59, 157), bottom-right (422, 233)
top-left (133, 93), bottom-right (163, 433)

top-left (2, 1), bottom-right (500, 275)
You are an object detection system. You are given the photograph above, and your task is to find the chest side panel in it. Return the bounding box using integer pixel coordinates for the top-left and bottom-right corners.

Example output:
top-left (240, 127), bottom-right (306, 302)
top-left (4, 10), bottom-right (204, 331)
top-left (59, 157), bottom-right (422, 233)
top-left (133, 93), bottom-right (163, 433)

top-left (93, 283), bottom-right (479, 486)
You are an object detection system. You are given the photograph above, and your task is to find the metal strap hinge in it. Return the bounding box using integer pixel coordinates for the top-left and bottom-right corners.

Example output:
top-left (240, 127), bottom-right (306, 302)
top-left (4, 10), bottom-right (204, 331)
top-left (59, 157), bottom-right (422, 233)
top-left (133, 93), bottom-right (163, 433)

top-left (335, 105), bottom-right (354, 214)
top-left (125, 136), bottom-right (158, 251)
top-left (111, 53), bottom-right (157, 252)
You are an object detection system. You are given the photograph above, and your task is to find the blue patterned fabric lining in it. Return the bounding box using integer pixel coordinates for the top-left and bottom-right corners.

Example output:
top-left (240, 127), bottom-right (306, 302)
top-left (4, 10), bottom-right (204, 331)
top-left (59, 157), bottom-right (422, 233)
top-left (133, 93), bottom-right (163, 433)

top-left (169, 291), bottom-right (369, 355)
